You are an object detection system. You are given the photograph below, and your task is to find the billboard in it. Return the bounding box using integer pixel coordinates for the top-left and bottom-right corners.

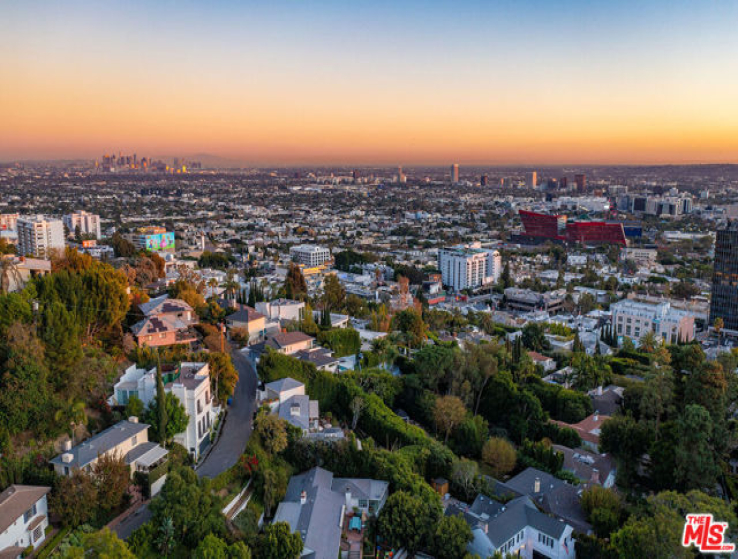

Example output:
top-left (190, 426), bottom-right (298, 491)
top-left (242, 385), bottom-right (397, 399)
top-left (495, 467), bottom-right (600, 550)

top-left (145, 232), bottom-right (175, 252)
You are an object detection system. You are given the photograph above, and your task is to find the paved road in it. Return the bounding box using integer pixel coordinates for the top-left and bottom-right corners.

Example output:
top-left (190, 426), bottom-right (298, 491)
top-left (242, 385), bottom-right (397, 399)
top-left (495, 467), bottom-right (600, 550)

top-left (113, 502), bottom-right (153, 541)
top-left (197, 349), bottom-right (258, 478)
top-left (114, 349), bottom-right (258, 540)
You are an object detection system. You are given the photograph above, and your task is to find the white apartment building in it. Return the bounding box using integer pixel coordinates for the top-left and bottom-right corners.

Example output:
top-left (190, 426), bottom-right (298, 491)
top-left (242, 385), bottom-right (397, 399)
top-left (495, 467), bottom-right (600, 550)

top-left (16, 216), bottom-right (65, 259)
top-left (610, 299), bottom-right (695, 344)
top-left (438, 246), bottom-right (502, 292)
top-left (110, 362), bottom-right (215, 460)
top-left (0, 485), bottom-right (51, 556)
top-left (256, 298), bottom-right (306, 323)
top-left (63, 211), bottom-right (101, 239)
top-left (290, 244), bottom-right (331, 267)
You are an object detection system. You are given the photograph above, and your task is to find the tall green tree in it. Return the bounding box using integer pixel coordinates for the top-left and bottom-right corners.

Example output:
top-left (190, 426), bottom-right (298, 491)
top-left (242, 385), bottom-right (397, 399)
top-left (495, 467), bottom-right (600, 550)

top-left (283, 263), bottom-right (307, 300)
top-left (156, 361), bottom-right (168, 443)
top-left (674, 404), bottom-right (720, 491)
top-left (432, 515), bottom-right (472, 559)
top-left (378, 491), bottom-right (441, 557)
top-left (259, 522), bottom-right (303, 559)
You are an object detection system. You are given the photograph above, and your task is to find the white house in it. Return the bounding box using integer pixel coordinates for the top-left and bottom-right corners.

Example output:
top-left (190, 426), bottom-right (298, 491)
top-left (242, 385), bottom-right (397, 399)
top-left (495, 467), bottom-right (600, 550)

top-left (256, 299), bottom-right (306, 323)
top-left (0, 485), bottom-right (51, 557)
top-left (446, 493), bottom-right (576, 559)
top-left (110, 362), bottom-right (215, 461)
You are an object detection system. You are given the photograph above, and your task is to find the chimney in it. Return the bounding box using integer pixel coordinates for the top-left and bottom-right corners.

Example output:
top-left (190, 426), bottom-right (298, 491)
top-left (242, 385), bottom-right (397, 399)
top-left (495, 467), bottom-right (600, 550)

top-left (128, 416), bottom-right (139, 423)
top-left (534, 477), bottom-right (540, 493)
top-left (345, 486), bottom-right (352, 508)
top-left (300, 491), bottom-right (307, 505)
top-left (597, 385), bottom-right (603, 396)
top-left (594, 414), bottom-right (599, 422)
top-left (62, 439), bottom-right (72, 452)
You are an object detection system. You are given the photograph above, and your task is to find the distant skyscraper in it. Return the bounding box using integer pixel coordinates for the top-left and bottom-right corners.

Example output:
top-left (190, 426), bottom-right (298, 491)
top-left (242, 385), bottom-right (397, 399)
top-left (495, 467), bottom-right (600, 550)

top-left (575, 174), bottom-right (587, 192)
top-left (525, 171), bottom-right (537, 189)
top-left (451, 163), bottom-right (459, 183)
top-left (481, 174), bottom-right (489, 187)
top-left (397, 166), bottom-right (406, 183)
top-left (710, 222), bottom-right (738, 332)
top-left (560, 176), bottom-right (568, 189)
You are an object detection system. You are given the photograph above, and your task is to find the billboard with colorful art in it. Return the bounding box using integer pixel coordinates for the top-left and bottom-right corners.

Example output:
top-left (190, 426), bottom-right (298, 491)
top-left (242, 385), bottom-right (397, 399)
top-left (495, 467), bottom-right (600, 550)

top-left (145, 232), bottom-right (175, 252)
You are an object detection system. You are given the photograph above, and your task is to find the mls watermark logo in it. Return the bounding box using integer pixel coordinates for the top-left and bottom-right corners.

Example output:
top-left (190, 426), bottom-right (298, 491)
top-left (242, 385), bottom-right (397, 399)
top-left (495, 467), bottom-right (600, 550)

top-left (682, 514), bottom-right (735, 553)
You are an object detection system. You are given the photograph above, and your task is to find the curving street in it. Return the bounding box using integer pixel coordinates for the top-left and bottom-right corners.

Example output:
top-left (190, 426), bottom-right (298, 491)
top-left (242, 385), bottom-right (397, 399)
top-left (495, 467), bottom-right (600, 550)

top-left (115, 348), bottom-right (258, 539)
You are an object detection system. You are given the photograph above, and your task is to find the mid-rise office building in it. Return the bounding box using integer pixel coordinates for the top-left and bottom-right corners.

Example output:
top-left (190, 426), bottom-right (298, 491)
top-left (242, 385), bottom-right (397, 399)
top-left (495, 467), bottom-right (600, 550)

top-left (290, 244), bottom-right (331, 267)
top-left (611, 299), bottom-right (695, 344)
top-left (438, 245), bottom-right (502, 292)
top-left (16, 216), bottom-right (65, 258)
top-left (710, 223), bottom-right (738, 332)
top-left (63, 210), bottom-right (101, 239)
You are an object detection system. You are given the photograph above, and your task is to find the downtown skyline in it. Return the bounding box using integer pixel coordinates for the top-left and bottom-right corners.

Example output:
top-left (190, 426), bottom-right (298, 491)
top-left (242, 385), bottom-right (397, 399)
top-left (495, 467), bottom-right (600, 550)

top-left (2, 0), bottom-right (738, 165)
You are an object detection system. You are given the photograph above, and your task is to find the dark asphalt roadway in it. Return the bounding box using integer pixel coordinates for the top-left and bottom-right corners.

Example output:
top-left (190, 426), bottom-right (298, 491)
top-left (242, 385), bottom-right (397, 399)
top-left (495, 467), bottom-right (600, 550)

top-left (114, 349), bottom-right (258, 540)
top-left (197, 349), bottom-right (258, 478)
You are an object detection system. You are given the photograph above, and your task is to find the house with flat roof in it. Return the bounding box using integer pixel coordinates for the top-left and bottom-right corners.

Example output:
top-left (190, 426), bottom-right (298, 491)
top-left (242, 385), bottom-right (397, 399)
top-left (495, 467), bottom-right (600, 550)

top-left (0, 485), bottom-right (51, 558)
top-left (272, 467), bottom-right (388, 559)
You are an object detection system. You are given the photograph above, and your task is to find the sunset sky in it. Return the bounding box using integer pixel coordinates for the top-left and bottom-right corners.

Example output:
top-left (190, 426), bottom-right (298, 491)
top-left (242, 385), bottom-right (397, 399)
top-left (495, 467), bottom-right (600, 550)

top-left (1, 0), bottom-right (737, 165)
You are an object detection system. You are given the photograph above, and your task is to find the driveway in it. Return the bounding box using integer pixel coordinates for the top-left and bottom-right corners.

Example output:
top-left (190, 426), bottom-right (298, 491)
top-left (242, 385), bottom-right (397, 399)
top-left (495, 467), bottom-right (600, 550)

top-left (196, 349), bottom-right (258, 478)
top-left (115, 349), bottom-right (258, 540)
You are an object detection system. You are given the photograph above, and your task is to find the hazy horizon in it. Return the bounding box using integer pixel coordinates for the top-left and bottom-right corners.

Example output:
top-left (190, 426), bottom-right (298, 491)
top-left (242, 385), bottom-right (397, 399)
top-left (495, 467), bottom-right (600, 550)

top-left (2, 0), bottom-right (738, 164)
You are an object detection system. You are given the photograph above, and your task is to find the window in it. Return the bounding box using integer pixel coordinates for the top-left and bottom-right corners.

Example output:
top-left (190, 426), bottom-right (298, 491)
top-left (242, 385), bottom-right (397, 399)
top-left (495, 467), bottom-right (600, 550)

top-left (131, 435), bottom-right (138, 446)
top-left (33, 525), bottom-right (43, 542)
top-left (358, 499), bottom-right (368, 508)
top-left (23, 504), bottom-right (37, 523)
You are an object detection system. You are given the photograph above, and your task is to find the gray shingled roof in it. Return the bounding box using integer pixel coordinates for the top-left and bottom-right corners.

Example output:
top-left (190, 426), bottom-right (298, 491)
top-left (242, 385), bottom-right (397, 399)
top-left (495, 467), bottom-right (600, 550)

top-left (273, 467), bottom-right (344, 559)
top-left (50, 420), bottom-right (149, 470)
top-left (279, 395), bottom-right (313, 430)
top-left (265, 377), bottom-right (304, 394)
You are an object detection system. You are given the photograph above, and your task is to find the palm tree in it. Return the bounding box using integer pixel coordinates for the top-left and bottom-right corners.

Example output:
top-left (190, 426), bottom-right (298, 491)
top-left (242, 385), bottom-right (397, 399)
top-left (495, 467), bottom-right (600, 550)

top-left (0, 256), bottom-right (22, 294)
top-left (55, 398), bottom-right (87, 444)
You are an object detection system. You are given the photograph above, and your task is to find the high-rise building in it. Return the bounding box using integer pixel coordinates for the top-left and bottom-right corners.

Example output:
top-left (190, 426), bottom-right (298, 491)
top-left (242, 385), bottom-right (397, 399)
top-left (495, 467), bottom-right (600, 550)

top-left (450, 163), bottom-right (460, 183)
top-left (438, 245), bottom-right (502, 292)
top-left (710, 222), bottom-right (738, 332)
top-left (575, 174), bottom-right (587, 193)
top-left (63, 211), bottom-right (101, 239)
top-left (560, 176), bottom-right (568, 189)
top-left (17, 216), bottom-right (65, 258)
top-left (480, 174), bottom-right (489, 187)
top-left (396, 166), bottom-right (406, 184)
top-left (525, 171), bottom-right (537, 189)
